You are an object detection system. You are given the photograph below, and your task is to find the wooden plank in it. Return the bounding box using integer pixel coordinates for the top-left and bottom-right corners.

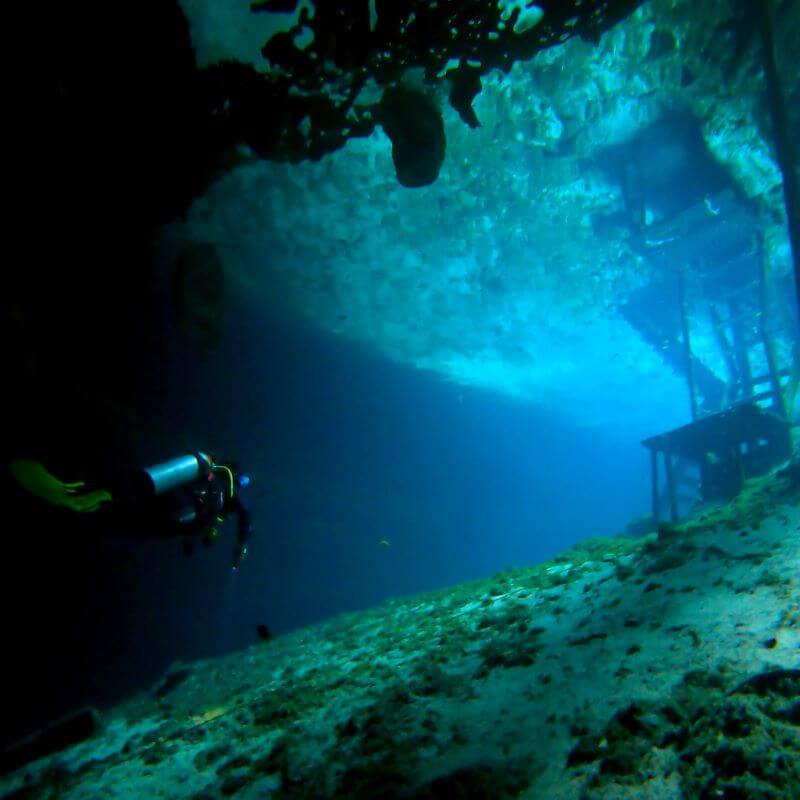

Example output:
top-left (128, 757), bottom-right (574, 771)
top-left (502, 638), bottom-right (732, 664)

top-left (679, 269), bottom-right (698, 420)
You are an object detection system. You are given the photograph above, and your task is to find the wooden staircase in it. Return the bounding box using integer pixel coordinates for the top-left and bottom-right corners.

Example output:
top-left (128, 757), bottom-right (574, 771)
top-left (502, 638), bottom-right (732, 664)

top-left (635, 192), bottom-right (796, 523)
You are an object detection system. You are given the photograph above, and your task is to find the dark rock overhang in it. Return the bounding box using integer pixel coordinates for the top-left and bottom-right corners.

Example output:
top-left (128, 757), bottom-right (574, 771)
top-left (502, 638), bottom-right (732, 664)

top-left (202, 0), bottom-right (647, 186)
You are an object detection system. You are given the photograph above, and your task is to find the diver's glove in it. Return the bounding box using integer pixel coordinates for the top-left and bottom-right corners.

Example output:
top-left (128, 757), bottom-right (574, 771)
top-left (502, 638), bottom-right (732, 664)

top-left (9, 460), bottom-right (112, 513)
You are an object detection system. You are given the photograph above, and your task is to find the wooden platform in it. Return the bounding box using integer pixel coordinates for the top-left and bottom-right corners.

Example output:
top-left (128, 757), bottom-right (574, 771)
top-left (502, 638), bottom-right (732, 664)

top-left (642, 402), bottom-right (792, 523)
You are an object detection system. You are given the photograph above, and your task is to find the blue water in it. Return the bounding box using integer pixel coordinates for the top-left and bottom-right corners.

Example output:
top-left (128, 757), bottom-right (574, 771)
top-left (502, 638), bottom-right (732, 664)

top-left (3, 274), bottom-right (658, 749)
top-left (150, 291), bottom-right (652, 655)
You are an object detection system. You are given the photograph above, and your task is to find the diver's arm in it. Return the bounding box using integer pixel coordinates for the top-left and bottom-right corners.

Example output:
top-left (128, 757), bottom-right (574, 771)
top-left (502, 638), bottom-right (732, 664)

top-left (9, 459), bottom-right (112, 512)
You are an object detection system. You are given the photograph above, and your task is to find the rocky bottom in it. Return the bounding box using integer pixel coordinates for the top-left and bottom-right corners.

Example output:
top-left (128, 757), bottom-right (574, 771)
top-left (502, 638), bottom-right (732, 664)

top-left (2, 470), bottom-right (799, 799)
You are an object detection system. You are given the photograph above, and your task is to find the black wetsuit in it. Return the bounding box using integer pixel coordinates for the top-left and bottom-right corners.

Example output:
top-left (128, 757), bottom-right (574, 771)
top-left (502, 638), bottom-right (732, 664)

top-left (104, 469), bottom-right (235, 539)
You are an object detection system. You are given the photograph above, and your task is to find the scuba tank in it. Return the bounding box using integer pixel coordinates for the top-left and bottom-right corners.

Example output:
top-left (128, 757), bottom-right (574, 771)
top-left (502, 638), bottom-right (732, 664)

top-left (140, 453), bottom-right (212, 496)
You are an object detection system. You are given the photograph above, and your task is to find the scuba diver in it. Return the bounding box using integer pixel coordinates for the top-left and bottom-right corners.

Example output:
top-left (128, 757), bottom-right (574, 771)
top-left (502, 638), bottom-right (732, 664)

top-left (9, 453), bottom-right (252, 569)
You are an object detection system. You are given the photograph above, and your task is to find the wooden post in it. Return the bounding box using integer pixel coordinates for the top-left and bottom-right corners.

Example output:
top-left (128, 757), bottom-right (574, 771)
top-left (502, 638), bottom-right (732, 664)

top-left (729, 299), bottom-right (754, 401)
top-left (709, 302), bottom-right (735, 410)
top-left (651, 448), bottom-right (660, 523)
top-left (733, 442), bottom-right (745, 495)
top-left (699, 454), bottom-right (709, 502)
top-left (679, 269), bottom-right (699, 420)
top-left (664, 451), bottom-right (678, 523)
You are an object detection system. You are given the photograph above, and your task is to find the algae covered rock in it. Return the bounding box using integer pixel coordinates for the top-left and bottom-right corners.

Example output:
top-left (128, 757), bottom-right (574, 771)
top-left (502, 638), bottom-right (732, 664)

top-left (568, 666), bottom-right (800, 799)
